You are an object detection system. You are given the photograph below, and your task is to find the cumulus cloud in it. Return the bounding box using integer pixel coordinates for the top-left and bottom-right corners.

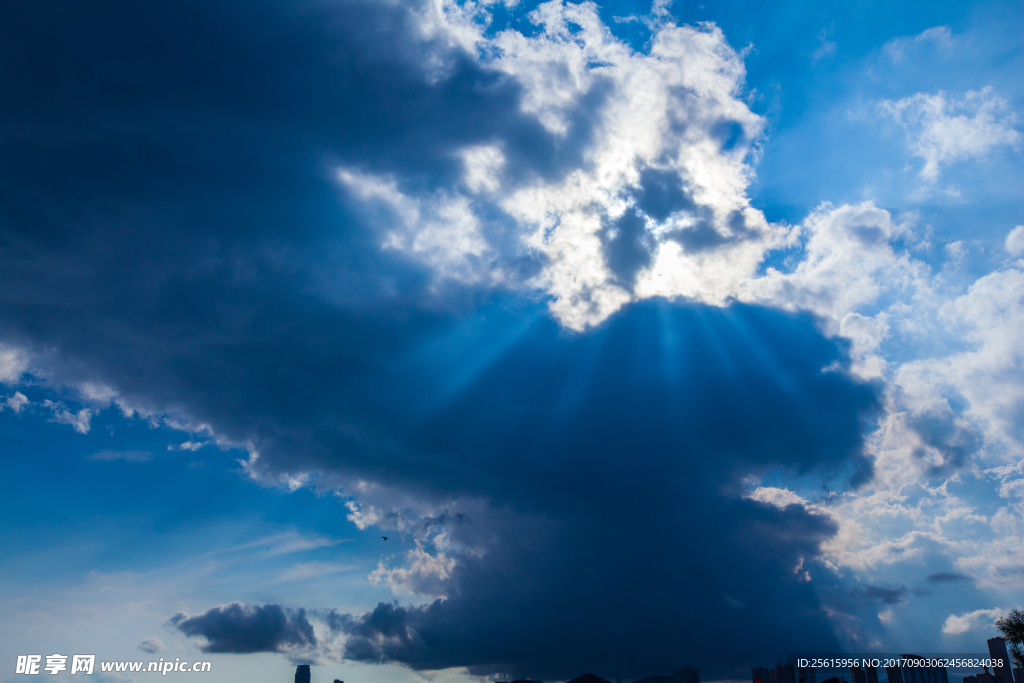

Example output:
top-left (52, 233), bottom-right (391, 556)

top-left (339, 169), bottom-right (499, 287)
top-left (0, 346), bottom-right (27, 383)
top-left (342, 0), bottom-right (780, 330)
top-left (369, 540), bottom-right (456, 599)
top-left (331, 602), bottom-right (424, 666)
top-left (901, 269), bottom-right (1024, 450)
top-left (747, 487), bottom-right (809, 509)
top-left (1007, 226), bottom-right (1024, 257)
top-left (880, 87), bottom-right (1020, 181)
top-left (942, 607), bottom-right (1006, 635)
top-left (43, 400), bottom-right (93, 434)
top-left (2, 391), bottom-right (28, 413)
top-left (746, 201), bottom-right (923, 338)
top-left (170, 603), bottom-right (316, 654)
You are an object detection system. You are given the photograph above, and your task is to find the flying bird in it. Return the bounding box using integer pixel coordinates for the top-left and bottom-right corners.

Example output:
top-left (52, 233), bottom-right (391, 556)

top-left (382, 536), bottom-right (387, 541)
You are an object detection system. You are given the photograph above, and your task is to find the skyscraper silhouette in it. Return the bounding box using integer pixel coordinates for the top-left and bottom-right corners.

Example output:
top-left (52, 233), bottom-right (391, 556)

top-left (295, 664), bottom-right (311, 683)
top-left (989, 638), bottom-right (1015, 683)
top-left (978, 667), bottom-right (999, 683)
top-left (798, 665), bottom-right (817, 683)
top-left (769, 663), bottom-right (796, 683)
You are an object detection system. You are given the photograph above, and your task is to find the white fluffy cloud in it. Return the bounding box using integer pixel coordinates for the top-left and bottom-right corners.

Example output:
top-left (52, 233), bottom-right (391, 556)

top-left (743, 201), bottom-right (926, 373)
top-left (43, 399), bottom-right (93, 434)
top-left (899, 269), bottom-right (1024, 455)
top-left (2, 391), bottom-right (27, 413)
top-left (942, 607), bottom-right (1006, 635)
top-left (880, 87), bottom-right (1020, 182)
top-left (748, 486), bottom-right (809, 509)
top-left (342, 0), bottom-right (782, 330)
top-left (1006, 226), bottom-right (1024, 257)
top-left (769, 214), bottom-right (1024, 596)
top-left (0, 345), bottom-right (27, 383)
top-left (339, 169), bottom-right (499, 286)
top-left (369, 537), bottom-right (456, 599)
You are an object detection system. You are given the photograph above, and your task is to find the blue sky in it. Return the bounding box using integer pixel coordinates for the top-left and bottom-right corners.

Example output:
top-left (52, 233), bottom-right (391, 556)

top-left (0, 0), bottom-right (1022, 682)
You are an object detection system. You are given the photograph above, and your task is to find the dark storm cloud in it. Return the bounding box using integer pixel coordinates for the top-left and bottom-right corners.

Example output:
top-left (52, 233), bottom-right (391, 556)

top-left (170, 603), bottom-right (316, 653)
top-left (848, 584), bottom-right (908, 605)
top-left (265, 301), bottom-right (874, 681)
top-left (0, 0), bottom-right (882, 679)
top-left (333, 493), bottom-right (843, 679)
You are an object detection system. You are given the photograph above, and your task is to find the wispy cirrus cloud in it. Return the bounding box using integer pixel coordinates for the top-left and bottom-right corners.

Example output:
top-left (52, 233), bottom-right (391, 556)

top-left (273, 562), bottom-right (357, 584)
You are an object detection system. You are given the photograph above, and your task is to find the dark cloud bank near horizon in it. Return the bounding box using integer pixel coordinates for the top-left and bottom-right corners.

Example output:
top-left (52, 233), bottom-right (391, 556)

top-left (171, 604), bottom-right (317, 654)
top-left (1, 0), bottom-right (882, 679)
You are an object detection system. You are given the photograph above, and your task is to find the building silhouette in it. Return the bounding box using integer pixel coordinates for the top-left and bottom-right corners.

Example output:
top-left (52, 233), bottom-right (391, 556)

top-left (769, 663), bottom-right (796, 683)
top-left (798, 664), bottom-right (817, 683)
top-left (976, 667), bottom-right (999, 683)
top-left (753, 666), bottom-right (771, 683)
top-left (885, 664), bottom-right (904, 683)
top-left (865, 663), bottom-right (879, 683)
top-left (850, 665), bottom-right (866, 683)
top-left (989, 638), bottom-right (1015, 683)
top-left (1013, 668), bottom-right (1024, 683)
top-left (295, 664), bottom-right (311, 683)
